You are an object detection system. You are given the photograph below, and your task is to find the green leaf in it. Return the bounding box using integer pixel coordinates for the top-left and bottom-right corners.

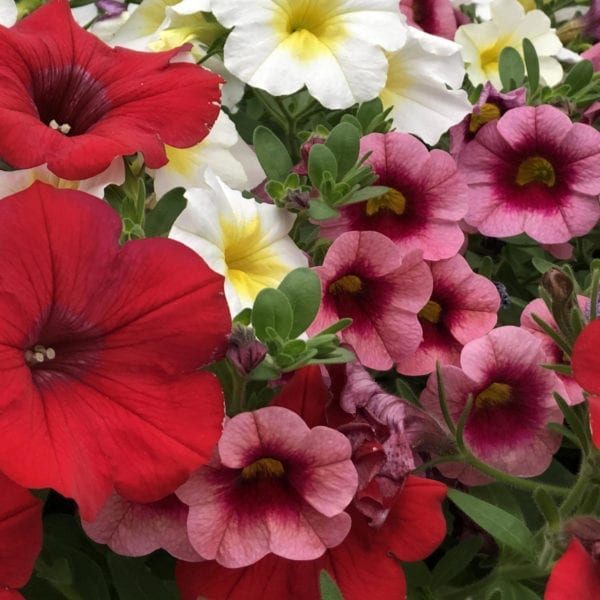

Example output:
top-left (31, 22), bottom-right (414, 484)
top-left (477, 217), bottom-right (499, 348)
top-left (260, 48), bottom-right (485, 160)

top-left (252, 288), bottom-right (293, 342)
top-left (325, 122), bottom-right (360, 178)
top-left (344, 185), bottom-right (388, 205)
top-left (144, 187), bottom-right (186, 237)
top-left (308, 143), bottom-right (338, 189)
top-left (312, 318), bottom-right (352, 336)
top-left (107, 554), bottom-right (176, 600)
top-left (431, 536), bottom-right (482, 588)
top-left (308, 198), bottom-right (339, 221)
top-left (499, 46), bottom-right (525, 91)
top-left (319, 571), bottom-right (344, 600)
top-left (253, 125), bottom-right (293, 181)
top-left (522, 38), bottom-right (539, 93)
top-left (447, 489), bottom-right (535, 557)
top-left (564, 60), bottom-right (594, 94)
top-left (278, 268), bottom-right (321, 337)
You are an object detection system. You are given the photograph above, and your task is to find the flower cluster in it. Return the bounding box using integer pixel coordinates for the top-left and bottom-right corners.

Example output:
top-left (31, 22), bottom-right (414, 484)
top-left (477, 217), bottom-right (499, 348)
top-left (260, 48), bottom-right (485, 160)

top-left (3, 0), bottom-right (600, 599)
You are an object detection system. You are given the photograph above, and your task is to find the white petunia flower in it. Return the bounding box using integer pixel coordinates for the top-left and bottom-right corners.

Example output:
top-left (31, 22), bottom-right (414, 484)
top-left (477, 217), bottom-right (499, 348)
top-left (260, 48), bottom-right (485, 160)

top-left (0, 159), bottom-right (124, 199)
top-left (381, 27), bottom-right (472, 146)
top-left (170, 171), bottom-right (307, 318)
top-left (210, 0), bottom-right (408, 109)
top-left (151, 111), bottom-right (264, 198)
top-left (455, 0), bottom-right (563, 89)
top-left (0, 0), bottom-right (16, 26)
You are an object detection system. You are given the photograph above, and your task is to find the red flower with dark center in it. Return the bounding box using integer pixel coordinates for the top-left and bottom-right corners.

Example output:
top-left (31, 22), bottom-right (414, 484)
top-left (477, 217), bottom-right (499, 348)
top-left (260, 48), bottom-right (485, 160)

top-left (0, 0), bottom-right (221, 179)
top-left (0, 182), bottom-right (230, 520)
top-left (0, 472), bottom-right (42, 599)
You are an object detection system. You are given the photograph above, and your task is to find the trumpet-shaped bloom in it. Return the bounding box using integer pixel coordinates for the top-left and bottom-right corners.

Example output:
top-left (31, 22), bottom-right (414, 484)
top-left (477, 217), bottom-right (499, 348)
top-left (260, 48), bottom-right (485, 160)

top-left (0, 0), bottom-right (221, 179)
top-left (210, 0), bottom-right (407, 109)
top-left (177, 406), bottom-right (358, 568)
top-left (420, 326), bottom-right (564, 484)
top-left (0, 182), bottom-right (230, 520)
top-left (152, 111), bottom-right (264, 198)
top-left (380, 27), bottom-right (472, 145)
top-left (169, 171), bottom-right (307, 318)
top-left (396, 254), bottom-right (500, 376)
top-left (455, 0), bottom-right (563, 89)
top-left (320, 132), bottom-right (468, 260)
top-left (82, 491), bottom-right (200, 561)
top-left (459, 105), bottom-right (600, 243)
top-left (0, 473), bottom-right (42, 599)
top-left (308, 231), bottom-right (432, 371)
top-left (175, 475), bottom-right (447, 600)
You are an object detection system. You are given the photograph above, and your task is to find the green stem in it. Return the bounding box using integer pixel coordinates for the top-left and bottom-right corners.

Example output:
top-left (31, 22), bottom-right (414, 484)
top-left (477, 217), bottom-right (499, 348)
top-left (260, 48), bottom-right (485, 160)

top-left (558, 456), bottom-right (596, 516)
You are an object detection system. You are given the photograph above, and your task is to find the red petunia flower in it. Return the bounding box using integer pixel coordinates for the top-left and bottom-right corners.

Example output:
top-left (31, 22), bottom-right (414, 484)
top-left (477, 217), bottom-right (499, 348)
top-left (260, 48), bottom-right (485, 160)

top-left (175, 475), bottom-right (447, 600)
top-left (0, 472), bottom-right (42, 599)
top-left (0, 0), bottom-right (221, 179)
top-left (0, 182), bottom-right (230, 520)
top-left (571, 319), bottom-right (600, 448)
top-left (545, 538), bottom-right (600, 600)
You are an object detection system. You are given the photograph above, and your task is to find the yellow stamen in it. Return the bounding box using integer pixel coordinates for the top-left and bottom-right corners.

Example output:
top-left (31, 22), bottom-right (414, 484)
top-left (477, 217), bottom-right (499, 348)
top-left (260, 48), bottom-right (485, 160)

top-left (474, 382), bottom-right (513, 409)
top-left (241, 457), bottom-right (285, 480)
top-left (365, 188), bottom-right (406, 217)
top-left (515, 156), bottom-right (556, 187)
top-left (469, 103), bottom-right (502, 133)
top-left (418, 300), bottom-right (443, 324)
top-left (328, 274), bottom-right (362, 296)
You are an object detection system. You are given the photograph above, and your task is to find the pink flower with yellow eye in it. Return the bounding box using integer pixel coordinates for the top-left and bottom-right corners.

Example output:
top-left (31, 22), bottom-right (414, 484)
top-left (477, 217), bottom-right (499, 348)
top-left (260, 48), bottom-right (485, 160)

top-left (459, 104), bottom-right (600, 244)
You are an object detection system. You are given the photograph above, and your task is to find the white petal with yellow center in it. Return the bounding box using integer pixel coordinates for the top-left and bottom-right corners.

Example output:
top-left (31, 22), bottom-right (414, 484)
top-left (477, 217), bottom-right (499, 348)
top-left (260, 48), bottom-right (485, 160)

top-left (152, 111), bottom-right (264, 198)
top-left (455, 0), bottom-right (563, 89)
top-left (211, 0), bottom-right (407, 109)
top-left (381, 28), bottom-right (471, 145)
top-left (169, 171), bottom-right (307, 318)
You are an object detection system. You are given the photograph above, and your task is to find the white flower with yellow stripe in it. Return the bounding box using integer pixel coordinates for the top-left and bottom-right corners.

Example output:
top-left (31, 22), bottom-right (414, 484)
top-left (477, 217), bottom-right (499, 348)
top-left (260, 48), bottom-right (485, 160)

top-left (152, 111), bottom-right (264, 198)
top-left (169, 170), bottom-right (307, 318)
top-left (455, 0), bottom-right (563, 89)
top-left (210, 0), bottom-right (408, 109)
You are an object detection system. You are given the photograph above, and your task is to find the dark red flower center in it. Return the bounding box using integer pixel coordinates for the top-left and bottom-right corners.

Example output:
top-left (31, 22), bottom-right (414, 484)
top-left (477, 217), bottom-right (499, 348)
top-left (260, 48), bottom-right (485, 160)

top-left (31, 65), bottom-right (111, 136)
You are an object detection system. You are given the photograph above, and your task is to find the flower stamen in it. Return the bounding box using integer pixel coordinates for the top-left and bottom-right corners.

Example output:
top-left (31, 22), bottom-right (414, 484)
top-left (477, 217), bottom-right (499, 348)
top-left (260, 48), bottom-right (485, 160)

top-left (25, 344), bottom-right (56, 365)
top-left (515, 156), bottom-right (556, 187)
top-left (241, 457), bottom-right (285, 480)
top-left (365, 188), bottom-right (406, 216)
top-left (49, 119), bottom-right (72, 135)
top-left (474, 382), bottom-right (513, 409)
top-left (328, 274), bottom-right (363, 295)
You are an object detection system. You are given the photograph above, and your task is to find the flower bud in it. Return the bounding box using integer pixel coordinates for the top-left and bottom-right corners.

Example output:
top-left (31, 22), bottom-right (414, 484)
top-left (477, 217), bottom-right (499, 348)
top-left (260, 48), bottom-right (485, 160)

top-left (226, 324), bottom-right (267, 376)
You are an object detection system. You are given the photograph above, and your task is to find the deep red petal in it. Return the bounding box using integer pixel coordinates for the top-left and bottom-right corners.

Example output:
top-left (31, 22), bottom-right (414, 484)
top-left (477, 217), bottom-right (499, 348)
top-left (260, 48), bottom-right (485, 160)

top-left (0, 183), bottom-right (228, 520)
top-left (588, 395), bottom-right (600, 449)
top-left (0, 472), bottom-right (42, 590)
top-left (379, 475), bottom-right (448, 562)
top-left (176, 555), bottom-right (325, 600)
top-left (271, 366), bottom-right (329, 428)
top-left (0, 0), bottom-right (221, 179)
top-left (572, 320), bottom-right (600, 393)
top-left (545, 538), bottom-right (600, 600)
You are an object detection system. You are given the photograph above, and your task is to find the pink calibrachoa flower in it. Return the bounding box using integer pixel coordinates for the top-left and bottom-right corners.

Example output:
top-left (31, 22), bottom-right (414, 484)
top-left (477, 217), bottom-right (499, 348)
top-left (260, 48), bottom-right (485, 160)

top-left (175, 475), bottom-right (447, 600)
top-left (176, 406), bottom-right (358, 568)
top-left (308, 231), bottom-right (432, 371)
top-left (0, 473), bottom-right (42, 599)
top-left (0, 0), bottom-right (221, 179)
top-left (81, 492), bottom-right (200, 561)
top-left (319, 132), bottom-right (468, 261)
top-left (520, 297), bottom-right (586, 406)
top-left (396, 254), bottom-right (500, 376)
top-left (399, 0), bottom-right (459, 39)
top-left (420, 326), bottom-right (564, 484)
top-left (449, 82), bottom-right (527, 158)
top-left (459, 104), bottom-right (600, 244)
top-left (0, 182), bottom-right (230, 521)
